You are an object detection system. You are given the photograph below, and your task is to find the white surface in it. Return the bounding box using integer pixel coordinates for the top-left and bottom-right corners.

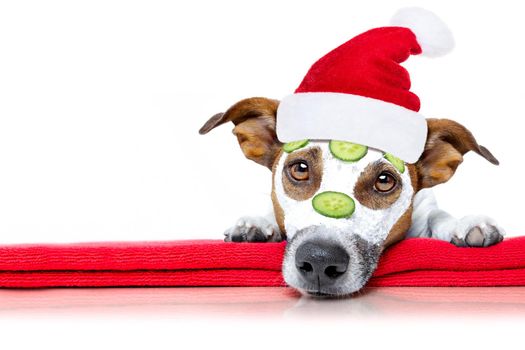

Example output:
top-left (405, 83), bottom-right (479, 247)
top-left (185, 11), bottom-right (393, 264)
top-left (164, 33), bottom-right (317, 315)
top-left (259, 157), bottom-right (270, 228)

top-left (0, 1), bottom-right (524, 348)
top-left (276, 92), bottom-right (428, 163)
top-left (1, 287), bottom-right (525, 349)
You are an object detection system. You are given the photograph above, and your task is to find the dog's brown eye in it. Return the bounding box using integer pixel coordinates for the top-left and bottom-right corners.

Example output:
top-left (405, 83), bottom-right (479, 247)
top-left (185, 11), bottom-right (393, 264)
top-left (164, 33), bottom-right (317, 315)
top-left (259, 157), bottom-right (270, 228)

top-left (374, 172), bottom-right (397, 193)
top-left (289, 161), bottom-right (309, 181)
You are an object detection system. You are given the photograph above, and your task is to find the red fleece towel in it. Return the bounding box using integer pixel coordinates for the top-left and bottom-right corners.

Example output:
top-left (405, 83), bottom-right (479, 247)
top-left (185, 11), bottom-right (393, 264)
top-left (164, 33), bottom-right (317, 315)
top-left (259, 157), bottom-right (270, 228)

top-left (0, 237), bottom-right (524, 288)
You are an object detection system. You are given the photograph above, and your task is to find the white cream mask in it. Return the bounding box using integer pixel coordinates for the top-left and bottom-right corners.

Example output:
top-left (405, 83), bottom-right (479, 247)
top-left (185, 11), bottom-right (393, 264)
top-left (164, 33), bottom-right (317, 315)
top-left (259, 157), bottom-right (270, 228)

top-left (273, 141), bottom-right (414, 245)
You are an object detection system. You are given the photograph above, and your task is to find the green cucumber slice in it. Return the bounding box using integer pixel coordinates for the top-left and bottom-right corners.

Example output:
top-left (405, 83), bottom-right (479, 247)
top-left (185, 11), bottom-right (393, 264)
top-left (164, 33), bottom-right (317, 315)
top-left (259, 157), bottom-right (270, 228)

top-left (384, 153), bottom-right (405, 173)
top-left (329, 140), bottom-right (368, 161)
top-left (312, 191), bottom-right (355, 219)
top-left (283, 139), bottom-right (309, 153)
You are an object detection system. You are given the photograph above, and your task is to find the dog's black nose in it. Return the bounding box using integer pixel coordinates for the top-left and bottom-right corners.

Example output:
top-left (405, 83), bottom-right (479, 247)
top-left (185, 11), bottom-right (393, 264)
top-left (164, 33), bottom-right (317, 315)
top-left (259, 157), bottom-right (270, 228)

top-left (295, 241), bottom-right (349, 286)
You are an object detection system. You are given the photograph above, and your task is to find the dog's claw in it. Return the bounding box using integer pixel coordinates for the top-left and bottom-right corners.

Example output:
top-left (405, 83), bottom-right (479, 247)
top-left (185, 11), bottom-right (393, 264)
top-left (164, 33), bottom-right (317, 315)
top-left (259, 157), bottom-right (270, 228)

top-left (223, 216), bottom-right (283, 243)
top-left (450, 235), bottom-right (463, 247)
top-left (450, 215), bottom-right (505, 247)
top-left (465, 226), bottom-right (485, 247)
top-left (224, 225), bottom-right (266, 242)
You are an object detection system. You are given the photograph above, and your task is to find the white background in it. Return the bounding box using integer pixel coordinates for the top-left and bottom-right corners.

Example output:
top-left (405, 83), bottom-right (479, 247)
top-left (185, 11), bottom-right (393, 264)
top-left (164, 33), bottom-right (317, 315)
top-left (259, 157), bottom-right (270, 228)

top-left (1, 0), bottom-right (522, 244)
top-left (0, 1), bottom-right (524, 349)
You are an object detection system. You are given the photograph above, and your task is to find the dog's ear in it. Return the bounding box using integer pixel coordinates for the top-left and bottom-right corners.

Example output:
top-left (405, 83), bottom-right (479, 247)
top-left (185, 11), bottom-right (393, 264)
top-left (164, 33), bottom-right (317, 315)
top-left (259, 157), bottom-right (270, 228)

top-left (415, 118), bottom-right (499, 189)
top-left (199, 97), bottom-right (282, 169)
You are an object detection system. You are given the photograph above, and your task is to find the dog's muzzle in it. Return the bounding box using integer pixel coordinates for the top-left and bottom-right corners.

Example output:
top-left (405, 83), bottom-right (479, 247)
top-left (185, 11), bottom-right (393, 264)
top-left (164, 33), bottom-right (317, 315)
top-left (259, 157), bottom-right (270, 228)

top-left (295, 240), bottom-right (349, 290)
top-left (283, 225), bottom-right (383, 297)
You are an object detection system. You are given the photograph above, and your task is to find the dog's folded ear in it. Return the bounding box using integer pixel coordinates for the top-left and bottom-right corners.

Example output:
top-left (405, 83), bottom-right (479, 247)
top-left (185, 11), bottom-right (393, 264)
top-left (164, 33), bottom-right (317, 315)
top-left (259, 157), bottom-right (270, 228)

top-left (415, 118), bottom-right (499, 189)
top-left (199, 97), bottom-right (282, 169)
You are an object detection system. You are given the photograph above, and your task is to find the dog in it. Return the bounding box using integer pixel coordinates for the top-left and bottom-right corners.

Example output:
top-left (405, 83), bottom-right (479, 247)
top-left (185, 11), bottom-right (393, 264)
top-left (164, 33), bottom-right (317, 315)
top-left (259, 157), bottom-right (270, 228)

top-left (199, 97), bottom-right (504, 297)
top-left (198, 8), bottom-right (505, 297)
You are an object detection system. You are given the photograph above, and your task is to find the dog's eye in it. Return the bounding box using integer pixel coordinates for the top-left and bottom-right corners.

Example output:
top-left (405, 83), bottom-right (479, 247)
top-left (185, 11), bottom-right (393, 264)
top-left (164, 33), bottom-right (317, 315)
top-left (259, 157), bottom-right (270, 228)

top-left (289, 161), bottom-right (309, 181)
top-left (374, 172), bottom-right (397, 193)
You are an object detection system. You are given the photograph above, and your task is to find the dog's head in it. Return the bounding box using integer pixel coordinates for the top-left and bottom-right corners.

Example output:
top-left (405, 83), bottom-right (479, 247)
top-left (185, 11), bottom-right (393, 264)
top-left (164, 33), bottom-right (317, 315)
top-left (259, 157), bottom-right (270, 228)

top-left (200, 97), bottom-right (498, 297)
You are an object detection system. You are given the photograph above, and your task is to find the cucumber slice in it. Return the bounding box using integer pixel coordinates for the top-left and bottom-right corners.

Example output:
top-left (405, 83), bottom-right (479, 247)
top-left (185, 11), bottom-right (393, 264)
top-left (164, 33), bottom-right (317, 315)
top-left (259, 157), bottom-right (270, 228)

top-left (312, 191), bottom-right (355, 219)
top-left (384, 153), bottom-right (405, 173)
top-left (329, 140), bottom-right (368, 161)
top-left (283, 139), bottom-right (309, 153)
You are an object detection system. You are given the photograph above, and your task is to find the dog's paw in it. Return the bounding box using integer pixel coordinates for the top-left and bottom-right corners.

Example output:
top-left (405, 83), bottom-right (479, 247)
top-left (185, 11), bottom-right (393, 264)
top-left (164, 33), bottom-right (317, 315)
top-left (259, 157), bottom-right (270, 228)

top-left (223, 216), bottom-right (282, 243)
top-left (450, 215), bottom-right (505, 247)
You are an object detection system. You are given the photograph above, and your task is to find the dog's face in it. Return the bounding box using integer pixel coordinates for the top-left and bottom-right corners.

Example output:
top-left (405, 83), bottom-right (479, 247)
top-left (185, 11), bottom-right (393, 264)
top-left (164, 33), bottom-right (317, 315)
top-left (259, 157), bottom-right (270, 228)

top-left (274, 141), bottom-right (415, 295)
top-left (200, 97), bottom-right (498, 297)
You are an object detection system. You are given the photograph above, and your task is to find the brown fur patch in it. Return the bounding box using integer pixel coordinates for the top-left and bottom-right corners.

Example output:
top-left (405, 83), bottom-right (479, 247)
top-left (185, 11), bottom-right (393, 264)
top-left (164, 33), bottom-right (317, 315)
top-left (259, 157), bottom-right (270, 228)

top-left (271, 190), bottom-right (286, 237)
top-left (271, 149), bottom-right (286, 237)
top-left (199, 97), bottom-right (282, 169)
top-left (281, 146), bottom-right (323, 201)
top-left (353, 161), bottom-right (402, 210)
top-left (384, 205), bottom-right (414, 248)
top-left (407, 163), bottom-right (419, 192)
top-left (416, 140), bottom-right (464, 188)
top-left (416, 118), bottom-right (498, 189)
top-left (232, 115), bottom-right (282, 169)
top-left (383, 164), bottom-right (419, 247)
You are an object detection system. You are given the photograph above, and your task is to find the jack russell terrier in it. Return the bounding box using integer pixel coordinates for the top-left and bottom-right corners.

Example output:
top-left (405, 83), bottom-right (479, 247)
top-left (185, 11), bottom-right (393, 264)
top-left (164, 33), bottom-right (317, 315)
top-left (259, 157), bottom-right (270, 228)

top-left (199, 8), bottom-right (504, 297)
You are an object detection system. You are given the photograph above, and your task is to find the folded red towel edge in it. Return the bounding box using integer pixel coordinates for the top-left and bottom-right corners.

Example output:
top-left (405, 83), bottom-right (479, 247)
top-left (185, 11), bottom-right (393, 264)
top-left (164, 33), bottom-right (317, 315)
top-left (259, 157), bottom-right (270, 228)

top-left (1, 237), bottom-right (524, 288)
top-left (0, 240), bottom-right (286, 271)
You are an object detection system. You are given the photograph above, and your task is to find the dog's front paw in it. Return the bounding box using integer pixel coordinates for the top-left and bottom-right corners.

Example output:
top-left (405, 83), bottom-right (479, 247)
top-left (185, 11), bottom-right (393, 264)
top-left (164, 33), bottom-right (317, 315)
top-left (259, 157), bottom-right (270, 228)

top-left (223, 216), bottom-right (282, 243)
top-left (450, 215), bottom-right (505, 247)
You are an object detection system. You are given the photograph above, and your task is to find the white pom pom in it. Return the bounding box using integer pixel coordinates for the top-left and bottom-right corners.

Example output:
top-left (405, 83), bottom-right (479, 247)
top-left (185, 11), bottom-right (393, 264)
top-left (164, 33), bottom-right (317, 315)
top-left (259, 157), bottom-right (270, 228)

top-left (391, 7), bottom-right (454, 57)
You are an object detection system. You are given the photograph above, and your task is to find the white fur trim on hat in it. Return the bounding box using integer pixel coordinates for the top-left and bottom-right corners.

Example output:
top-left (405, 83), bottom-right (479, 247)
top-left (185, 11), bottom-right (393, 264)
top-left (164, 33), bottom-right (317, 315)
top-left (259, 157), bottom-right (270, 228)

top-left (276, 92), bottom-right (428, 164)
top-left (390, 7), bottom-right (454, 57)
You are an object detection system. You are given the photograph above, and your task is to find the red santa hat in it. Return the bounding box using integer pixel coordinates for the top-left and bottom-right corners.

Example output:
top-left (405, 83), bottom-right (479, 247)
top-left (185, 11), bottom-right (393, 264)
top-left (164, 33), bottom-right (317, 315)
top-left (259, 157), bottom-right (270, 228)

top-left (275, 7), bottom-right (454, 163)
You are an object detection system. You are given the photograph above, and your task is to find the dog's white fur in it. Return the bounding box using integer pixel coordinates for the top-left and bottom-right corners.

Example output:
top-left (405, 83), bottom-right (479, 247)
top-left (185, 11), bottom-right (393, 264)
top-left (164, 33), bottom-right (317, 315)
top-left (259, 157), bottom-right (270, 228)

top-left (407, 188), bottom-right (505, 245)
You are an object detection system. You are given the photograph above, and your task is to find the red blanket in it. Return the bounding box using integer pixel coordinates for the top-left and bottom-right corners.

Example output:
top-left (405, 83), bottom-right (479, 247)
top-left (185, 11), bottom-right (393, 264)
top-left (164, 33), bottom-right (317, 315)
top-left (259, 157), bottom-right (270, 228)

top-left (0, 237), bottom-right (524, 288)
